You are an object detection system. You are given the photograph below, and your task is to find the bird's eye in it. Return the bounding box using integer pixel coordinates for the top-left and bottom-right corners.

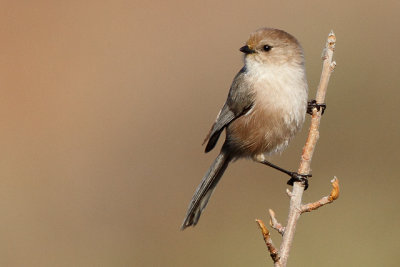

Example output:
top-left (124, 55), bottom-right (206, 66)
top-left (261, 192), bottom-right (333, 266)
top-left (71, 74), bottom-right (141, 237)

top-left (263, 45), bottom-right (272, 52)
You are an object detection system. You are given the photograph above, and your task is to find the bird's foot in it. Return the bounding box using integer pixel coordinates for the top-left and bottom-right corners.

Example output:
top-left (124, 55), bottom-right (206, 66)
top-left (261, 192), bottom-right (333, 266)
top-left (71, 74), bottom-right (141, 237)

top-left (307, 100), bottom-right (326, 115)
top-left (287, 173), bottom-right (311, 190)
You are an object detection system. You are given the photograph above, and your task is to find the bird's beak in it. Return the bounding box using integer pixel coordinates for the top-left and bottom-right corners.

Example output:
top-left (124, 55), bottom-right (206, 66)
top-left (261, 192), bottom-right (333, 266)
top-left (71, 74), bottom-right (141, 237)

top-left (239, 45), bottom-right (255, 54)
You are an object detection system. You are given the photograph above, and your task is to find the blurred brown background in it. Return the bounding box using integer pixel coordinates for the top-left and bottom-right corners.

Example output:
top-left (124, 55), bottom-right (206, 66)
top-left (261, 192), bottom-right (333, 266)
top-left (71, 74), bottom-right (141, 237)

top-left (1, 0), bottom-right (399, 266)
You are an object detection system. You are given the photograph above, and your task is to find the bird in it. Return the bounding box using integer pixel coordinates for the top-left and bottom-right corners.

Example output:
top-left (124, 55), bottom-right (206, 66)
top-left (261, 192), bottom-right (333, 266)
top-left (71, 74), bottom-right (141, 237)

top-left (181, 28), bottom-right (319, 230)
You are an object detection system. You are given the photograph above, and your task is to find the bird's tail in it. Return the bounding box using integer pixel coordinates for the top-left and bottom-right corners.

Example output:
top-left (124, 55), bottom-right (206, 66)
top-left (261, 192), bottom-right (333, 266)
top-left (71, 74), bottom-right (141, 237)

top-left (181, 152), bottom-right (231, 230)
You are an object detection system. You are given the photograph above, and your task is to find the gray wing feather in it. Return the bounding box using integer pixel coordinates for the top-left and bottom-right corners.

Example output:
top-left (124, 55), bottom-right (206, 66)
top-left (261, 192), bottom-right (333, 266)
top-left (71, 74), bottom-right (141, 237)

top-left (204, 67), bottom-right (254, 152)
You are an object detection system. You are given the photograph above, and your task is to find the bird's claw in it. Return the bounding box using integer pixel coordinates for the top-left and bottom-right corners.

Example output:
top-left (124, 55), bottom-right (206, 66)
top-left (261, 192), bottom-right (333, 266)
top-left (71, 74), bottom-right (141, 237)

top-left (287, 172), bottom-right (311, 190)
top-left (307, 100), bottom-right (326, 115)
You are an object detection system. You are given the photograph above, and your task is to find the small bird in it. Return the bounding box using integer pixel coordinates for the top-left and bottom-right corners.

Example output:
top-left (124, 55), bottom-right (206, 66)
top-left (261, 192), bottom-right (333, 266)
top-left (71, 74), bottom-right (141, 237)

top-left (181, 28), bottom-right (319, 230)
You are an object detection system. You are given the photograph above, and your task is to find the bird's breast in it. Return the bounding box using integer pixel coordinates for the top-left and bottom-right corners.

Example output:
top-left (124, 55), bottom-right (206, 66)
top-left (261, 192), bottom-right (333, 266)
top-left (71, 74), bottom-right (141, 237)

top-left (225, 63), bottom-right (308, 157)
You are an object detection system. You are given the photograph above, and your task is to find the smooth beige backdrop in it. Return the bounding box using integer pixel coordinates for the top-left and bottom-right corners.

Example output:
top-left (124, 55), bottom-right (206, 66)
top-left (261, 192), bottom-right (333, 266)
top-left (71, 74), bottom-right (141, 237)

top-left (1, 0), bottom-right (399, 266)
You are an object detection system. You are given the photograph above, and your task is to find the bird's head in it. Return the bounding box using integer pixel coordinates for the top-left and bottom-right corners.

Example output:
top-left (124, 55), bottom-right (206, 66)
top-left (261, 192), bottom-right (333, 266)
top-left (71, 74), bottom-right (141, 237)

top-left (240, 28), bottom-right (304, 66)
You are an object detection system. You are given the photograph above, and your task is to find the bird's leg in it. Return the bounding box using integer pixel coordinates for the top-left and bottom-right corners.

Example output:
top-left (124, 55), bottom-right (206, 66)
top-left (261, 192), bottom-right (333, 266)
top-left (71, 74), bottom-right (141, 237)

top-left (307, 100), bottom-right (326, 115)
top-left (255, 155), bottom-right (311, 190)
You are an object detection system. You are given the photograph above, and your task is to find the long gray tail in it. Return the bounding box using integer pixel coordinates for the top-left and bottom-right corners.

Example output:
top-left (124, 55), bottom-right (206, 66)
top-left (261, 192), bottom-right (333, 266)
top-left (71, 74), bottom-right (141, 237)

top-left (181, 152), bottom-right (231, 230)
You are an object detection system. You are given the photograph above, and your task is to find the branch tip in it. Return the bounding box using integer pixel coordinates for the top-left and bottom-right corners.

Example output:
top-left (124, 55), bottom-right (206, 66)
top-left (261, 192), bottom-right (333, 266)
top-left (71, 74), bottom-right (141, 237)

top-left (268, 209), bottom-right (275, 217)
top-left (256, 219), bottom-right (280, 263)
top-left (255, 219), bottom-right (269, 236)
top-left (327, 31), bottom-right (336, 50)
top-left (329, 177), bottom-right (340, 201)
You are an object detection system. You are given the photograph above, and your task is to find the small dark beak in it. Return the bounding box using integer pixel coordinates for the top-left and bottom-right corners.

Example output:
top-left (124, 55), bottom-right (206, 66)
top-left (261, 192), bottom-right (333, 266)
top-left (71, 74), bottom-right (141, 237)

top-left (239, 45), bottom-right (255, 54)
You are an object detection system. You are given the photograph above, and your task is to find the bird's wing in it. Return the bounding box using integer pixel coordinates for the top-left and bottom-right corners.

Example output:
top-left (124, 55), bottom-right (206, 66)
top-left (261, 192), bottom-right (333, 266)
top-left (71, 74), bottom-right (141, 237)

top-left (203, 67), bottom-right (254, 152)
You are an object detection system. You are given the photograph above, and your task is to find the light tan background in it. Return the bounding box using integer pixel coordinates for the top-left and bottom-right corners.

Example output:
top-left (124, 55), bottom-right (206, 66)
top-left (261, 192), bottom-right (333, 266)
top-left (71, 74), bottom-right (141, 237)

top-left (1, 0), bottom-right (399, 266)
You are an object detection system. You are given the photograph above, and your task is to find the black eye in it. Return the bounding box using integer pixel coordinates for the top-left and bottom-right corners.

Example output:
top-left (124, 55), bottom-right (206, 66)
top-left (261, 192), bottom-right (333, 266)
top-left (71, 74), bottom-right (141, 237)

top-left (263, 45), bottom-right (272, 52)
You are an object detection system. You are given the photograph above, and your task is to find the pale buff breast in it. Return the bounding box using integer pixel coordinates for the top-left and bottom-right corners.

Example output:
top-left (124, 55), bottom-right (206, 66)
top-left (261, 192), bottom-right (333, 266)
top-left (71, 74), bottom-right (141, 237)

top-left (224, 62), bottom-right (308, 158)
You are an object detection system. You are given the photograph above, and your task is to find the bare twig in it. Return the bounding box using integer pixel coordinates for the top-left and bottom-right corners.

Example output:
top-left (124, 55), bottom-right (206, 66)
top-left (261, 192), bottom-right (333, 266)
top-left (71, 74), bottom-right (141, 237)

top-left (256, 219), bottom-right (280, 263)
top-left (277, 30), bottom-right (337, 267)
top-left (268, 209), bottom-right (285, 235)
top-left (256, 31), bottom-right (337, 267)
top-left (276, 30), bottom-right (337, 267)
top-left (301, 177), bottom-right (340, 213)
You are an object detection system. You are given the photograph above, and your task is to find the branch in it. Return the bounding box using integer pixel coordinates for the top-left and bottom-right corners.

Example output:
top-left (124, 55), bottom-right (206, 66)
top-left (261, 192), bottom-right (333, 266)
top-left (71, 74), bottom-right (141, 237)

top-left (268, 209), bottom-right (285, 235)
top-left (277, 30), bottom-right (337, 267)
top-left (255, 31), bottom-right (338, 267)
top-left (256, 219), bottom-right (280, 263)
top-left (301, 177), bottom-right (340, 213)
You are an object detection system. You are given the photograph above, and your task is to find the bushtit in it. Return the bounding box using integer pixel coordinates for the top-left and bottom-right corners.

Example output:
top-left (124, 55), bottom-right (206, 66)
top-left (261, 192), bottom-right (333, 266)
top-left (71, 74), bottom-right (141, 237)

top-left (181, 28), bottom-right (321, 230)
